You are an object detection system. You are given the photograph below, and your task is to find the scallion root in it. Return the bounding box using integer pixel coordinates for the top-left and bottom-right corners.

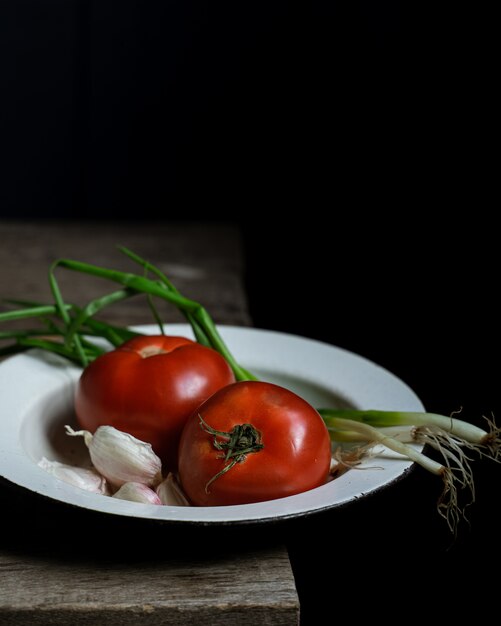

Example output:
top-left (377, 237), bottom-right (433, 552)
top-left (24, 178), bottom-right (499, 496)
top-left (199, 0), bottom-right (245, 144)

top-left (414, 425), bottom-right (476, 492)
top-left (411, 426), bottom-right (476, 535)
top-left (478, 413), bottom-right (501, 461)
top-left (437, 467), bottom-right (463, 536)
top-left (330, 443), bottom-right (381, 477)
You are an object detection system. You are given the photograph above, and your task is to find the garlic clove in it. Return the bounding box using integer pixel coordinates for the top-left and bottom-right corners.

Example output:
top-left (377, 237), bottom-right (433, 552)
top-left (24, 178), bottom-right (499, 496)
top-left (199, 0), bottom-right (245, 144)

top-left (65, 424), bottom-right (163, 488)
top-left (156, 473), bottom-right (190, 506)
top-left (112, 482), bottom-right (162, 505)
top-left (38, 457), bottom-right (109, 495)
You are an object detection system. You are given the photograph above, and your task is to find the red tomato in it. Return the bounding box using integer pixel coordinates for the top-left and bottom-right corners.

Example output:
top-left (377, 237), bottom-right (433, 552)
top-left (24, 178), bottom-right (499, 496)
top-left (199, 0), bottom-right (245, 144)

top-left (178, 381), bottom-right (332, 506)
top-left (75, 335), bottom-right (235, 469)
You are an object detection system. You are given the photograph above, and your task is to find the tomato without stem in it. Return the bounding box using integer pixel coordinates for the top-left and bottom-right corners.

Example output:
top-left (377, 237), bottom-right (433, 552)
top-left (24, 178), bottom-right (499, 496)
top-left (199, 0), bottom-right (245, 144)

top-left (75, 335), bottom-right (235, 469)
top-left (178, 381), bottom-right (332, 506)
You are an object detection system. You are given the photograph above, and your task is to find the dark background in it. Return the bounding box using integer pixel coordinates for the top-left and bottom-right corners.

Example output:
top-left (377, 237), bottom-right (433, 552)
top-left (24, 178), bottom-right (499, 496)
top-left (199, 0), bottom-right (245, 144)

top-left (1, 1), bottom-right (498, 621)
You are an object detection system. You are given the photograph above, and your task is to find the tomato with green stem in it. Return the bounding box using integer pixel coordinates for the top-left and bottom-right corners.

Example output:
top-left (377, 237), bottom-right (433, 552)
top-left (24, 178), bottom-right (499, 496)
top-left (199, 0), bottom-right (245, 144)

top-left (75, 335), bottom-right (235, 469)
top-left (178, 381), bottom-right (332, 506)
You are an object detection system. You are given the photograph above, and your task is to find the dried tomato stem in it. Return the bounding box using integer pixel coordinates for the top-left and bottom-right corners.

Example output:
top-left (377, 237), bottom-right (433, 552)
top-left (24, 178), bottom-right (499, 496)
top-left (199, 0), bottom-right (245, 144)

top-left (198, 414), bottom-right (264, 492)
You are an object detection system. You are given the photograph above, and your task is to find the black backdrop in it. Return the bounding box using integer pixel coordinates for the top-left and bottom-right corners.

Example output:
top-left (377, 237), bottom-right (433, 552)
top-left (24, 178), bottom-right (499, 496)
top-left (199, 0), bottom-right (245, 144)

top-left (2, 1), bottom-right (498, 621)
top-left (3, 0), bottom-right (421, 213)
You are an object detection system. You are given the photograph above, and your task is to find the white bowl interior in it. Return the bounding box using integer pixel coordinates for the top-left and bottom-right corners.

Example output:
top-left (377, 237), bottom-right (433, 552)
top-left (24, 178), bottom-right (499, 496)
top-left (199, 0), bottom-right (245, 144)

top-left (20, 385), bottom-right (89, 467)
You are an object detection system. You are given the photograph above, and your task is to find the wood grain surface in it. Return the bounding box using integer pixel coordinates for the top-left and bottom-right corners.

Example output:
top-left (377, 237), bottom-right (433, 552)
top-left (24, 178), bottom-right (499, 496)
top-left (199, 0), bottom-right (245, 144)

top-left (0, 221), bottom-right (299, 626)
top-left (0, 546), bottom-right (298, 626)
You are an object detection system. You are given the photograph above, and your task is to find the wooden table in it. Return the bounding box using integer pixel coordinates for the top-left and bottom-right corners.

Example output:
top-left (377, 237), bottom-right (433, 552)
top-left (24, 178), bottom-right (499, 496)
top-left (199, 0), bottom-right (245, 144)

top-left (0, 221), bottom-right (299, 625)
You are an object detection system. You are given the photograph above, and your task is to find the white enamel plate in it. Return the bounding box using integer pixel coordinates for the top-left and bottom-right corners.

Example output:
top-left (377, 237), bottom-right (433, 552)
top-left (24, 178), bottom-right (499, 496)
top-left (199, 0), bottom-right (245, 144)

top-left (0, 325), bottom-right (424, 524)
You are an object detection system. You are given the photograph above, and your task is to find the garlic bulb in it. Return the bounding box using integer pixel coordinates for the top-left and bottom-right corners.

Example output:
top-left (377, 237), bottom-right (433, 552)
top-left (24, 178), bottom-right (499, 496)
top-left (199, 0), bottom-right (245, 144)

top-left (65, 425), bottom-right (163, 488)
top-left (156, 473), bottom-right (190, 506)
top-left (112, 482), bottom-right (162, 504)
top-left (38, 457), bottom-right (109, 495)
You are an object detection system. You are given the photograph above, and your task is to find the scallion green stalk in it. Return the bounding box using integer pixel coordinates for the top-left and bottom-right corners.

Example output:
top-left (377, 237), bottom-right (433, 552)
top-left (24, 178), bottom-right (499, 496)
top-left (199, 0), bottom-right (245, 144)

top-left (47, 256), bottom-right (257, 381)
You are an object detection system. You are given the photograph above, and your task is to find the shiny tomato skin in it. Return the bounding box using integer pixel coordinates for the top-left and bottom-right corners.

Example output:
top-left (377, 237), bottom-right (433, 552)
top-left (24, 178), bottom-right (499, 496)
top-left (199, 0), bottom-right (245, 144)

top-left (75, 335), bottom-right (235, 469)
top-left (178, 381), bottom-right (332, 506)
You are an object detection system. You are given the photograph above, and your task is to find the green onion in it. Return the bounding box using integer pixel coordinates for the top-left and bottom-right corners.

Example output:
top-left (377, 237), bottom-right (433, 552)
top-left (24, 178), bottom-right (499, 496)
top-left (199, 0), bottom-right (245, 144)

top-left (322, 409), bottom-right (500, 535)
top-left (0, 304), bottom-right (71, 322)
top-left (48, 254), bottom-right (257, 381)
top-left (318, 408), bottom-right (490, 445)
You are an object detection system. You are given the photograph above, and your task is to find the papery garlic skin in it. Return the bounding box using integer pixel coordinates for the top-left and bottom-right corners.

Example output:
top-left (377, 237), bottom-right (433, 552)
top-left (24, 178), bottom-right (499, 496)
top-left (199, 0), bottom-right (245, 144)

top-left (65, 425), bottom-right (162, 488)
top-left (38, 457), bottom-right (109, 495)
top-left (113, 482), bottom-right (162, 504)
top-left (156, 473), bottom-right (189, 506)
